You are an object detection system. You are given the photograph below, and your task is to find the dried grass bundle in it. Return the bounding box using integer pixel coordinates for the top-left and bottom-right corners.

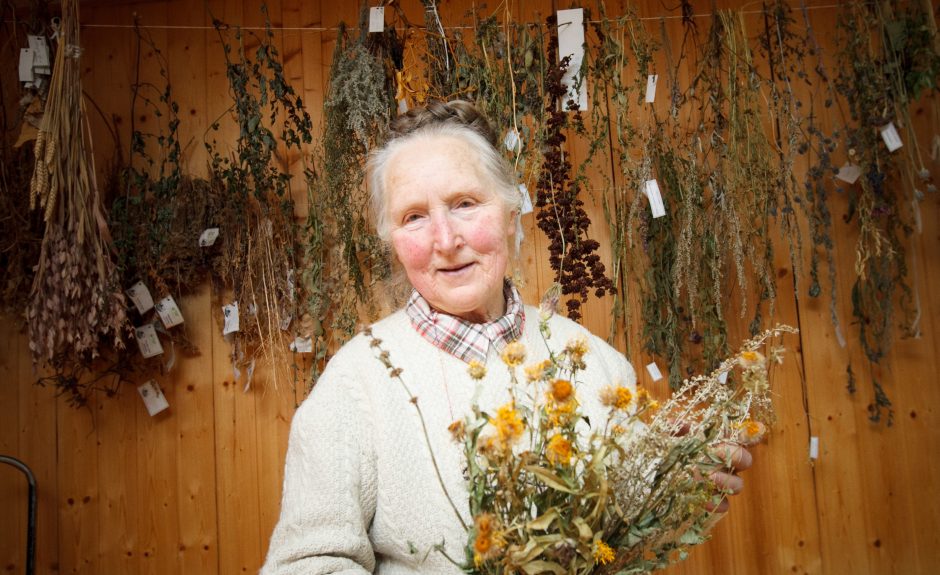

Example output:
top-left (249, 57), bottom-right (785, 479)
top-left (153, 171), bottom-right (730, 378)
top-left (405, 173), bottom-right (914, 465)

top-left (27, 0), bottom-right (128, 364)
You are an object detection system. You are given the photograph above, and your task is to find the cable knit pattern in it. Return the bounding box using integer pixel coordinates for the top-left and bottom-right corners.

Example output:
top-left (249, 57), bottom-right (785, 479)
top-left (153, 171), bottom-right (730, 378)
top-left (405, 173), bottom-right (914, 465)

top-left (261, 306), bottom-right (637, 574)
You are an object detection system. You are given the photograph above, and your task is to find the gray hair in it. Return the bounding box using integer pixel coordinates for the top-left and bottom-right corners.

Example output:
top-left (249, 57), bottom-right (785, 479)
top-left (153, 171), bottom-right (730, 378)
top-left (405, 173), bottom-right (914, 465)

top-left (367, 100), bottom-right (523, 243)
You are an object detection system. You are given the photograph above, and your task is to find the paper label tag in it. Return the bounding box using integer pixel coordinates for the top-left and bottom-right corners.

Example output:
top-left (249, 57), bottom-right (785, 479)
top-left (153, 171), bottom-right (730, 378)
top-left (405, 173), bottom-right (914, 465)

top-left (504, 128), bottom-right (521, 152)
top-left (19, 48), bottom-right (34, 82)
top-left (645, 74), bottom-right (658, 103)
top-left (835, 163), bottom-right (861, 185)
top-left (643, 179), bottom-right (666, 218)
top-left (222, 302), bottom-right (239, 335)
top-left (557, 8), bottom-right (588, 111)
top-left (126, 281), bottom-right (155, 314)
top-left (28, 35), bottom-right (50, 68)
top-left (880, 122), bottom-right (902, 152)
top-left (397, 98), bottom-right (408, 115)
top-left (369, 6), bottom-right (385, 33)
top-left (289, 336), bottom-right (313, 353)
top-left (519, 184), bottom-right (533, 215)
top-left (287, 269), bottom-right (295, 301)
top-left (137, 379), bottom-right (170, 416)
top-left (809, 436), bottom-right (819, 460)
top-left (199, 227), bottom-right (219, 247)
top-left (155, 295), bottom-right (184, 328)
top-left (645, 361), bottom-right (663, 382)
top-left (135, 323), bottom-right (164, 358)
top-left (718, 371), bottom-right (729, 384)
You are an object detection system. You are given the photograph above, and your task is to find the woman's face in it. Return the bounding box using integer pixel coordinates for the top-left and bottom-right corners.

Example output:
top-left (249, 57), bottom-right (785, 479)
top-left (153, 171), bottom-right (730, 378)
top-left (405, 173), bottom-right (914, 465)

top-left (384, 134), bottom-right (515, 323)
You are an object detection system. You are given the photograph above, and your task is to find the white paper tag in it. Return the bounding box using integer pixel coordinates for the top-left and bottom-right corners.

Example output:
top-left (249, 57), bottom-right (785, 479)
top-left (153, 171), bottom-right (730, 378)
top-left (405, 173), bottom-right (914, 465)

top-left (397, 98), bottom-right (408, 115)
top-left (557, 8), bottom-right (588, 111)
top-left (137, 379), bottom-right (170, 416)
top-left (718, 371), bottom-right (729, 384)
top-left (155, 295), bottom-right (184, 328)
top-left (643, 179), bottom-right (666, 218)
top-left (880, 122), bottom-right (902, 152)
top-left (519, 184), bottom-right (533, 215)
top-left (19, 48), bottom-right (34, 82)
top-left (369, 6), bottom-right (385, 33)
top-left (199, 227), bottom-right (219, 247)
top-left (28, 35), bottom-right (50, 68)
top-left (126, 281), bottom-right (155, 314)
top-left (645, 74), bottom-right (658, 103)
top-left (222, 302), bottom-right (239, 335)
top-left (645, 362), bottom-right (663, 382)
top-left (809, 436), bottom-right (819, 460)
top-left (289, 336), bottom-right (313, 353)
top-left (135, 323), bottom-right (164, 359)
top-left (504, 128), bottom-right (521, 152)
top-left (835, 163), bottom-right (861, 184)
top-left (287, 269), bottom-right (296, 301)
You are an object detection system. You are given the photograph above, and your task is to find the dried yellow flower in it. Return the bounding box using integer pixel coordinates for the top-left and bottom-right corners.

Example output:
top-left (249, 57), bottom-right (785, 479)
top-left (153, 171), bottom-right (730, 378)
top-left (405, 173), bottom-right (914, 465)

top-left (490, 403), bottom-right (524, 445)
top-left (472, 513), bottom-right (504, 564)
top-left (448, 420), bottom-right (466, 442)
top-left (524, 359), bottom-right (552, 382)
top-left (467, 360), bottom-right (487, 380)
top-left (549, 379), bottom-right (573, 403)
top-left (546, 433), bottom-right (572, 465)
top-left (593, 540), bottom-right (615, 565)
top-left (546, 398), bottom-right (577, 428)
top-left (600, 385), bottom-right (633, 411)
top-left (501, 341), bottom-right (526, 367)
top-left (739, 350), bottom-right (765, 369)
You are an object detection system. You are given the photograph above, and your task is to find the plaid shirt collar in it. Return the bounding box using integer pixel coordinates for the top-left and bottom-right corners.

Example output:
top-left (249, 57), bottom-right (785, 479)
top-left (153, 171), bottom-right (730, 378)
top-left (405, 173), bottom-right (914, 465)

top-left (405, 279), bottom-right (526, 364)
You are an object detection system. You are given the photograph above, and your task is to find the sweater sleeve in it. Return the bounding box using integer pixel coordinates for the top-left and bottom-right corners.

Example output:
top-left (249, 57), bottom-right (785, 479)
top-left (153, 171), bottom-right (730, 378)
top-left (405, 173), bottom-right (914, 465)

top-left (260, 365), bottom-right (378, 575)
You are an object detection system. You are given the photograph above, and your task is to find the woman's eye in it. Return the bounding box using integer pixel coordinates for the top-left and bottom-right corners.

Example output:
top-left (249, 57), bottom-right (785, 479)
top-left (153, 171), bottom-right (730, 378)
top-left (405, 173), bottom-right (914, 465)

top-left (403, 213), bottom-right (423, 224)
top-left (456, 199), bottom-right (476, 209)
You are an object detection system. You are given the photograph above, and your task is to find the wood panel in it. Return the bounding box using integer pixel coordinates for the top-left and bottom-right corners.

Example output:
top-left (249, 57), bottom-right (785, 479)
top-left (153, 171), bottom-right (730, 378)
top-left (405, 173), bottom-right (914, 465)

top-left (0, 1), bottom-right (938, 574)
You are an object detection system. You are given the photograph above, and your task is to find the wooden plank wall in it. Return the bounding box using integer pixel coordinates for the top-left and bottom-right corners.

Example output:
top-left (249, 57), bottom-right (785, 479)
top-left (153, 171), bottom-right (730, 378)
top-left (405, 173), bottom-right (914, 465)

top-left (1, 1), bottom-right (937, 573)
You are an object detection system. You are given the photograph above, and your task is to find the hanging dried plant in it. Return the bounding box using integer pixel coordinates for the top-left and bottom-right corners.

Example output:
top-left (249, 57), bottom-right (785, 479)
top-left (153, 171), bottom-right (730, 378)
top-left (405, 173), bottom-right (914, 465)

top-left (27, 0), bottom-right (128, 366)
top-left (205, 4), bottom-right (312, 390)
top-left (534, 15), bottom-right (615, 322)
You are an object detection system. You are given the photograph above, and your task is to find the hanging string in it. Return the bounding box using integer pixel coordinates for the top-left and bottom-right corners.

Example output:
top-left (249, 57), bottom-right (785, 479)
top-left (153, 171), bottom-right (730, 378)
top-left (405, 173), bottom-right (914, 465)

top-left (43, 2), bottom-right (850, 32)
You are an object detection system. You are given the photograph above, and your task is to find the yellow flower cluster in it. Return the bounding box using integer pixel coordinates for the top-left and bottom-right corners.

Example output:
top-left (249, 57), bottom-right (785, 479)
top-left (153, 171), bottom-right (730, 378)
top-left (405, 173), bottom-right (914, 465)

top-left (472, 513), bottom-right (504, 566)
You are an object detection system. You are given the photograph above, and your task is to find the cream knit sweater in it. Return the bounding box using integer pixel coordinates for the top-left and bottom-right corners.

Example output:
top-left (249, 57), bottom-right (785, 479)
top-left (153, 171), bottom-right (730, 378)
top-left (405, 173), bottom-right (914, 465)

top-left (260, 306), bottom-right (636, 574)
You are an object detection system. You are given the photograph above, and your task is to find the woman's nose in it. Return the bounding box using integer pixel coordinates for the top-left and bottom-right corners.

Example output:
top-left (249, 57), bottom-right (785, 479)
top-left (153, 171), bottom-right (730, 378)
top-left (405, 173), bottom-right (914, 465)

top-left (431, 212), bottom-right (460, 252)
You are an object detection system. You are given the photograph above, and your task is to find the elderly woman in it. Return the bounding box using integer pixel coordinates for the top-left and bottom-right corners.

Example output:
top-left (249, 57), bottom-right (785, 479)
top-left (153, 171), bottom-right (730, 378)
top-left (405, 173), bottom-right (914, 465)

top-left (260, 101), bottom-right (751, 574)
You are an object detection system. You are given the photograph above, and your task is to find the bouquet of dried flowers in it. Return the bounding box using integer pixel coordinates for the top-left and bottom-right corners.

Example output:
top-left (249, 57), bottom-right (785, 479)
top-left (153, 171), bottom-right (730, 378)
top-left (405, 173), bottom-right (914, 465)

top-left (389, 293), bottom-right (796, 574)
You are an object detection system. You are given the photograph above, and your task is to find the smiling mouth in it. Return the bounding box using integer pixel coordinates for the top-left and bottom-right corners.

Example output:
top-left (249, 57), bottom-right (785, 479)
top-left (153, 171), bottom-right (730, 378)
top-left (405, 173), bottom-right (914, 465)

top-left (438, 263), bottom-right (474, 274)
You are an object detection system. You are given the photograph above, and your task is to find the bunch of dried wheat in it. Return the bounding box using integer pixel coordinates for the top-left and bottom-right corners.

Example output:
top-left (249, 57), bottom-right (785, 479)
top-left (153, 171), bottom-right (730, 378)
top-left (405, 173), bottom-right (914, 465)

top-left (27, 0), bottom-right (127, 364)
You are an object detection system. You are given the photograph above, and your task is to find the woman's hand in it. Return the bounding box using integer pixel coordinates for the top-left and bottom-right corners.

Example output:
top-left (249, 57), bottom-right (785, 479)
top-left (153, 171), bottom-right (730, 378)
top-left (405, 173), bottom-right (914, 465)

top-left (705, 442), bottom-right (755, 513)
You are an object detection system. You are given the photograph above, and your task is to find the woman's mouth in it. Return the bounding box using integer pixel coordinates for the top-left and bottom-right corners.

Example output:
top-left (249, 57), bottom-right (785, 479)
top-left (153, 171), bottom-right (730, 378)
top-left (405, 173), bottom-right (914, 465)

top-left (438, 262), bottom-right (474, 275)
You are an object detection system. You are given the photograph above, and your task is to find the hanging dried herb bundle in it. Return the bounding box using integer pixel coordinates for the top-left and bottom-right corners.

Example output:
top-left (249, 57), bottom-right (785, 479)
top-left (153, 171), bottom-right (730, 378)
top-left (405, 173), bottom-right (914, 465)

top-left (27, 0), bottom-right (128, 365)
top-left (834, 1), bottom-right (921, 371)
top-left (535, 15), bottom-right (615, 322)
top-left (313, 22), bottom-right (393, 341)
top-left (793, 0), bottom-right (846, 347)
top-left (110, 21), bottom-right (213, 302)
top-left (206, 5), bottom-right (312, 390)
